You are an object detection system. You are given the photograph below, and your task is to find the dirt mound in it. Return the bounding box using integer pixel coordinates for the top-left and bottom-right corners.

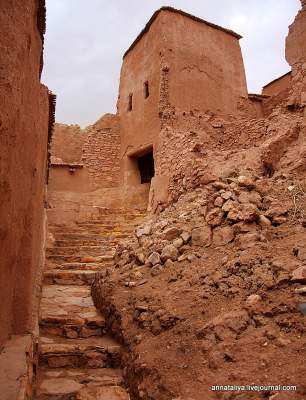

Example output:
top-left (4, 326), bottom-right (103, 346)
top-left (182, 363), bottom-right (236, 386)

top-left (92, 170), bottom-right (306, 399)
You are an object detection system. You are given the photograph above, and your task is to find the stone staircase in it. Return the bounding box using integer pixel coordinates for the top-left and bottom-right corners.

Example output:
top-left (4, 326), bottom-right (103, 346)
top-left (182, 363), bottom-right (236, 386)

top-left (35, 209), bottom-right (145, 400)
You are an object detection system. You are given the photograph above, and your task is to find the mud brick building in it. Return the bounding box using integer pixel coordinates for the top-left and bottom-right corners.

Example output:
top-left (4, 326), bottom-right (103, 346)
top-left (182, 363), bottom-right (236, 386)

top-left (1, 1), bottom-right (306, 399)
top-left (48, 7), bottom-right (250, 223)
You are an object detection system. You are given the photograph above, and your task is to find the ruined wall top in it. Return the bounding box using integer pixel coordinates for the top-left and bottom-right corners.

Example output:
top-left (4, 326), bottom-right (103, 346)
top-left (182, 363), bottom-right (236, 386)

top-left (286, 0), bottom-right (306, 66)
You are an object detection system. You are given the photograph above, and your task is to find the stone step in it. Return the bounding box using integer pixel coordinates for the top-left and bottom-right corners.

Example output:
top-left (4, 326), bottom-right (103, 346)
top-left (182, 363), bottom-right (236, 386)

top-left (45, 262), bottom-right (106, 271)
top-left (52, 232), bottom-right (129, 241)
top-left (44, 270), bottom-right (96, 286)
top-left (39, 285), bottom-right (105, 338)
top-left (50, 232), bottom-right (132, 242)
top-left (53, 233), bottom-right (109, 240)
top-left (54, 239), bottom-right (110, 247)
top-left (47, 246), bottom-right (104, 257)
top-left (38, 336), bottom-right (122, 369)
top-left (50, 225), bottom-right (136, 234)
top-left (46, 254), bottom-right (114, 264)
top-left (75, 221), bottom-right (137, 230)
top-left (36, 368), bottom-right (126, 400)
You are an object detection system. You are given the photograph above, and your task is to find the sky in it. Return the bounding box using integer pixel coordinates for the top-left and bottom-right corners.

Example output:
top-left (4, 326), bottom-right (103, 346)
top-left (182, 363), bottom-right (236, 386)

top-left (42, 0), bottom-right (300, 128)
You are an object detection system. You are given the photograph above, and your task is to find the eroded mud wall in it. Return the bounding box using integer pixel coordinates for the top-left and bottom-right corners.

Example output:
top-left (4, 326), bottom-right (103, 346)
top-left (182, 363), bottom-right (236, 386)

top-left (0, 0), bottom-right (50, 346)
top-left (51, 123), bottom-right (86, 164)
top-left (286, 0), bottom-right (306, 109)
top-left (48, 114), bottom-right (125, 225)
top-left (83, 114), bottom-right (121, 188)
top-left (162, 9), bottom-right (248, 115)
top-left (118, 14), bottom-right (164, 171)
top-left (262, 72), bottom-right (292, 96)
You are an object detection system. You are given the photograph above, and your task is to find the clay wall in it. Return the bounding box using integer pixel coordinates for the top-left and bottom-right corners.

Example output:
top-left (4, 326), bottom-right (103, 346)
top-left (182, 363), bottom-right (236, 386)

top-left (162, 10), bottom-right (248, 115)
top-left (0, 0), bottom-right (50, 346)
top-left (83, 114), bottom-right (121, 188)
top-left (51, 124), bottom-right (86, 164)
top-left (118, 8), bottom-right (247, 206)
top-left (48, 114), bottom-right (126, 224)
top-left (286, 0), bottom-right (306, 109)
top-left (48, 8), bottom-right (250, 217)
top-left (118, 14), bottom-right (164, 188)
top-left (48, 167), bottom-right (93, 193)
top-left (262, 72), bottom-right (292, 96)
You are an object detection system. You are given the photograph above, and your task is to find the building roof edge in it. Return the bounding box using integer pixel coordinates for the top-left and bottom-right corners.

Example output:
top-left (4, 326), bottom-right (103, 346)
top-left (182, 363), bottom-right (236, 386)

top-left (123, 6), bottom-right (242, 59)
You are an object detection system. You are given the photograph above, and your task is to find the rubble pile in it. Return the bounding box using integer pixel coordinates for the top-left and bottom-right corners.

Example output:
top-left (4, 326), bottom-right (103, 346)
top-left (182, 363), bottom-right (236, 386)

top-left (92, 172), bottom-right (306, 399)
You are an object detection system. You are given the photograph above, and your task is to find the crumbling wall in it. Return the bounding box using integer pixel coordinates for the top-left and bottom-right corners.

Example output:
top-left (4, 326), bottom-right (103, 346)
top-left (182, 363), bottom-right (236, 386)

top-left (83, 114), bottom-right (121, 188)
top-left (0, 0), bottom-right (50, 347)
top-left (118, 8), bottom-right (248, 210)
top-left (151, 96), bottom-right (304, 211)
top-left (48, 114), bottom-right (123, 225)
top-left (286, 0), bottom-right (306, 110)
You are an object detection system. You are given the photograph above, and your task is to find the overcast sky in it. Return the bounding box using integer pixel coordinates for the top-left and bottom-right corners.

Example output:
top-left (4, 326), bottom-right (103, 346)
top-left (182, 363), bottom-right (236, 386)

top-left (42, 0), bottom-right (300, 128)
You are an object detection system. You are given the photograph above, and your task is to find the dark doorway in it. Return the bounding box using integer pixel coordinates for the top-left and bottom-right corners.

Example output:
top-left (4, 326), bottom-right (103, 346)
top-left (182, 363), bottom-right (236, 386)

top-left (137, 151), bottom-right (155, 184)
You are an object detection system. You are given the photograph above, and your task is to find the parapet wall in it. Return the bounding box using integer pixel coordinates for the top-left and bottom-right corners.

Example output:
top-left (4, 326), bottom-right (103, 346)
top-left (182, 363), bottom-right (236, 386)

top-left (51, 123), bottom-right (86, 164)
top-left (0, 0), bottom-right (50, 347)
top-left (262, 72), bottom-right (292, 97)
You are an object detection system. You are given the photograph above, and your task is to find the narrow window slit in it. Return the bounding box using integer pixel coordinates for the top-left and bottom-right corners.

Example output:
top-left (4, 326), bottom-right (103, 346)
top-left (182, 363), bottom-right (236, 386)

top-left (128, 93), bottom-right (133, 111)
top-left (144, 81), bottom-right (149, 98)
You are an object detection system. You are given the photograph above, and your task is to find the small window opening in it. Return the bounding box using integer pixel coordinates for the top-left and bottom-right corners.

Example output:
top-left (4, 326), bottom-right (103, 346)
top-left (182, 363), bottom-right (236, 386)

top-left (128, 93), bottom-right (133, 112)
top-left (137, 151), bottom-right (155, 184)
top-left (144, 81), bottom-right (149, 98)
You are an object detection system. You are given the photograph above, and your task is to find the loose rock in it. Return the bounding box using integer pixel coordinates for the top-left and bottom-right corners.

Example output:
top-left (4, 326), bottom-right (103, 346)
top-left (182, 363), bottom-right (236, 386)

top-left (192, 225), bottom-right (212, 247)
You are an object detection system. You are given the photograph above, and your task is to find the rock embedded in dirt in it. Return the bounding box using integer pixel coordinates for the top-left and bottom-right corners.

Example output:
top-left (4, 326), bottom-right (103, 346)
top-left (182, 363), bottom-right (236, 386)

top-left (212, 226), bottom-right (235, 246)
top-left (237, 175), bottom-right (256, 189)
top-left (238, 191), bottom-right (262, 207)
top-left (220, 190), bottom-right (234, 200)
top-left (180, 231), bottom-right (191, 243)
top-left (191, 225), bottom-right (212, 247)
top-left (197, 310), bottom-right (250, 341)
top-left (136, 225), bottom-right (152, 238)
top-left (227, 203), bottom-right (259, 223)
top-left (291, 266), bottom-right (306, 283)
top-left (163, 227), bottom-right (182, 240)
top-left (265, 205), bottom-right (289, 218)
top-left (164, 259), bottom-right (175, 268)
top-left (246, 294), bottom-right (262, 305)
top-left (214, 196), bottom-right (225, 207)
top-left (258, 214), bottom-right (272, 227)
top-left (151, 264), bottom-right (164, 276)
top-left (296, 247), bottom-right (306, 262)
top-left (272, 216), bottom-right (287, 225)
top-left (147, 252), bottom-right (161, 266)
top-left (136, 252), bottom-right (146, 265)
top-left (173, 237), bottom-right (184, 248)
top-left (222, 199), bottom-right (237, 213)
top-left (297, 303), bottom-right (306, 315)
top-left (205, 208), bottom-right (224, 226)
top-left (212, 181), bottom-right (228, 190)
top-left (235, 232), bottom-right (261, 250)
top-left (39, 378), bottom-right (83, 395)
top-left (199, 172), bottom-right (217, 185)
top-left (161, 244), bottom-right (179, 262)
